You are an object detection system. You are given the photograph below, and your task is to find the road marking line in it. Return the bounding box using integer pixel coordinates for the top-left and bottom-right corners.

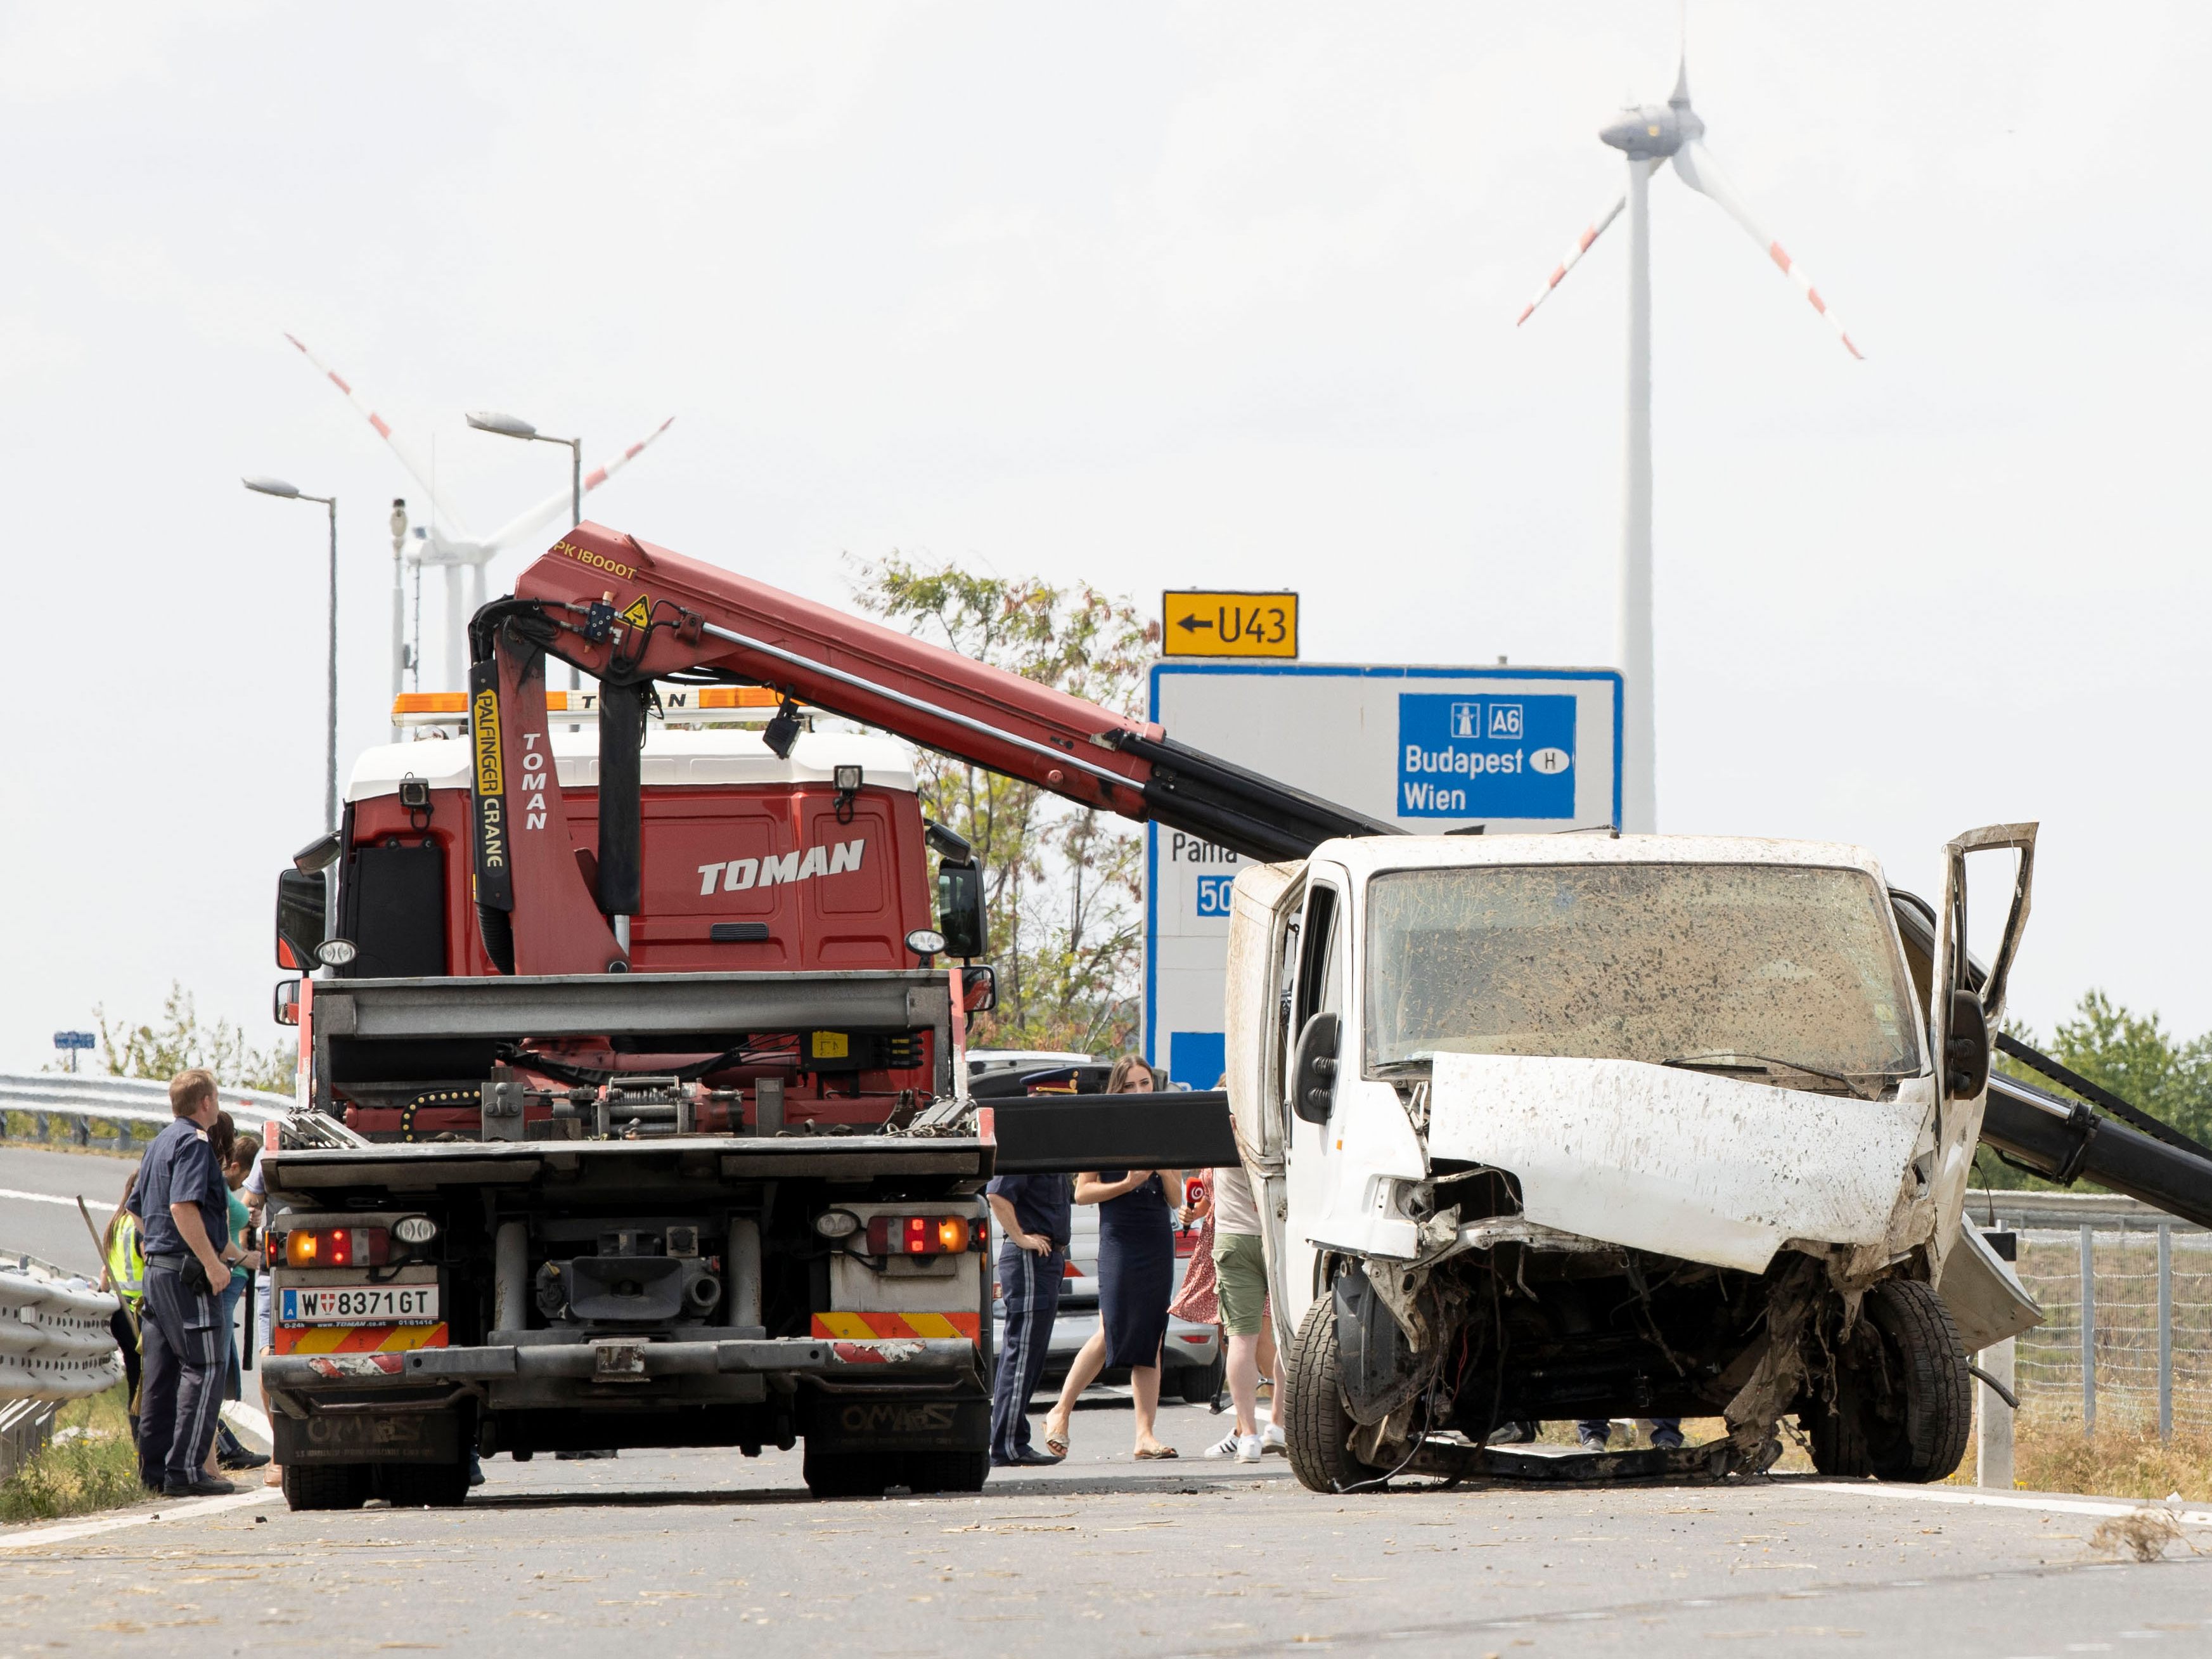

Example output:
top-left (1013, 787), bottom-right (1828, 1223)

top-left (1783, 1481), bottom-right (2212, 1527)
top-left (0, 1486), bottom-right (281, 1551)
top-left (0, 1186), bottom-right (87, 1208)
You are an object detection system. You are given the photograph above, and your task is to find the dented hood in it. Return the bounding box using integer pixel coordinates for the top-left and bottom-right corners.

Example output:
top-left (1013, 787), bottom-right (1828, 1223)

top-left (1427, 1054), bottom-right (1930, 1274)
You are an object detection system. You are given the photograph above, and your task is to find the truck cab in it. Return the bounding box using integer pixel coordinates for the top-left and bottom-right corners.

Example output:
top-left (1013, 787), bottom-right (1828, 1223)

top-left (1228, 829), bottom-right (2039, 1488)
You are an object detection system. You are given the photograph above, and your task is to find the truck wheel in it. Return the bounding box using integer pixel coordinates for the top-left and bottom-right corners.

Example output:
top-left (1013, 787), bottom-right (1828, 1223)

top-left (1177, 1352), bottom-right (1226, 1406)
top-left (1802, 1278), bottom-right (1971, 1483)
top-left (899, 1449), bottom-right (990, 1494)
top-left (281, 1462), bottom-right (370, 1512)
top-left (378, 1461), bottom-right (472, 1508)
top-left (802, 1447), bottom-right (887, 1499)
top-left (1282, 1296), bottom-right (1385, 1494)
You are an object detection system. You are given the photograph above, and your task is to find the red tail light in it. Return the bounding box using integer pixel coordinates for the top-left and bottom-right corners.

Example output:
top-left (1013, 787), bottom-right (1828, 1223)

top-left (282, 1227), bottom-right (389, 1268)
top-left (1062, 1259), bottom-right (1081, 1279)
top-left (866, 1215), bottom-right (973, 1255)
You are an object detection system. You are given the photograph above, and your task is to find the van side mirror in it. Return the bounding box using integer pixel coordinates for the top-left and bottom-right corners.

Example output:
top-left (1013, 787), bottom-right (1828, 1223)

top-left (937, 860), bottom-right (987, 959)
top-left (1291, 1011), bottom-right (1341, 1124)
top-left (1946, 988), bottom-right (1990, 1099)
top-left (276, 868), bottom-right (326, 969)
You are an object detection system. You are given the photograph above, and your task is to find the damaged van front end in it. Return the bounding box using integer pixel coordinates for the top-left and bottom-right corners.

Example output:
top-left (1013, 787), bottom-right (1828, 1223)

top-left (1238, 829), bottom-right (2042, 1490)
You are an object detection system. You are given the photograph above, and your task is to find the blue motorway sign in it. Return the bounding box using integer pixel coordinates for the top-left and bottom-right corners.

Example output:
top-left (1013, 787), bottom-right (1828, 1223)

top-left (1396, 692), bottom-right (1576, 818)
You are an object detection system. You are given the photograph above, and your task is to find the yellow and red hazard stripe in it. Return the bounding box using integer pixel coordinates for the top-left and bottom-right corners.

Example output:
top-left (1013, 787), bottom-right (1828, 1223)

top-left (272, 1322), bottom-right (448, 1356)
top-left (810, 1311), bottom-right (979, 1342)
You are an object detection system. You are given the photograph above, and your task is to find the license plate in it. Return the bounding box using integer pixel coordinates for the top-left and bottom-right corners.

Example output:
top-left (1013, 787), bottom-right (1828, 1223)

top-left (280, 1285), bottom-right (440, 1325)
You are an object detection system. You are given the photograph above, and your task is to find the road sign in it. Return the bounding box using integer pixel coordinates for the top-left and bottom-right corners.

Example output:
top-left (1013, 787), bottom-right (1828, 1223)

top-left (1161, 591), bottom-right (1297, 659)
top-left (52, 1031), bottom-right (94, 1050)
top-left (1143, 662), bottom-right (1621, 1087)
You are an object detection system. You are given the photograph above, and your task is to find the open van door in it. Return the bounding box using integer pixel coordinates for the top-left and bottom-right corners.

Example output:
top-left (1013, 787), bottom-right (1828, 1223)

top-left (1929, 823), bottom-right (2037, 1274)
top-left (1225, 862), bottom-right (1304, 1351)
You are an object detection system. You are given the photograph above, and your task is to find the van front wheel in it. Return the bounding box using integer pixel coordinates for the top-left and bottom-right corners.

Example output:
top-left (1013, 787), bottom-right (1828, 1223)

top-left (1282, 1296), bottom-right (1386, 1494)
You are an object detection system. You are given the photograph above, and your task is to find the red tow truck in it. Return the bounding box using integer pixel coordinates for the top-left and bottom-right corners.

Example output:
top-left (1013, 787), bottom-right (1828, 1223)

top-left (257, 524), bottom-right (1380, 1508)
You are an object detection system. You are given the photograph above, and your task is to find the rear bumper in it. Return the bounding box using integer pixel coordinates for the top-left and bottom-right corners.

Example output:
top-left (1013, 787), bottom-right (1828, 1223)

top-left (264, 1334), bottom-right (981, 1391)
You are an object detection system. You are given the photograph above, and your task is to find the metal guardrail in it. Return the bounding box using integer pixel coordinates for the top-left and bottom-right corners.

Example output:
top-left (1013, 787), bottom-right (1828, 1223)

top-left (0, 1073), bottom-right (293, 1151)
top-left (1967, 1187), bottom-right (2201, 1233)
top-left (0, 1251), bottom-right (122, 1407)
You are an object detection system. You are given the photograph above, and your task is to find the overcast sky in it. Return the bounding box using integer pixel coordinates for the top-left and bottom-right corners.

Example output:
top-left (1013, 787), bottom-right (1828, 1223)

top-left (4, 1), bottom-right (2206, 1072)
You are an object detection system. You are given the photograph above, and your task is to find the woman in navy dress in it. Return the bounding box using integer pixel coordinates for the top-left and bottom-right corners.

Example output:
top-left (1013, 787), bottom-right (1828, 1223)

top-left (1041, 1057), bottom-right (1188, 1461)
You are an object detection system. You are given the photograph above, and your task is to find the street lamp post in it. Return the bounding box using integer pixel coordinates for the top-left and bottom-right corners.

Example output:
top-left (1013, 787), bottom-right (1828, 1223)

top-left (466, 411), bottom-right (582, 698)
top-left (245, 476), bottom-right (340, 831)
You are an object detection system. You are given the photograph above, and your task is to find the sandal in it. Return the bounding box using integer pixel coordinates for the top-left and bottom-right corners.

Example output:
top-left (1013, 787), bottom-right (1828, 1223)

top-left (1042, 1416), bottom-right (1070, 1459)
top-left (1133, 1445), bottom-right (1180, 1461)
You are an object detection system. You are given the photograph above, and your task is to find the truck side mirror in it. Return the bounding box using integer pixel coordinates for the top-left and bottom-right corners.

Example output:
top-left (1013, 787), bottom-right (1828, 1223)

top-left (1946, 988), bottom-right (1990, 1099)
top-left (937, 860), bottom-right (987, 959)
top-left (1291, 1011), bottom-right (1340, 1124)
top-left (273, 978), bottom-right (301, 1026)
top-left (276, 868), bottom-right (326, 969)
top-left (960, 964), bottom-right (997, 1014)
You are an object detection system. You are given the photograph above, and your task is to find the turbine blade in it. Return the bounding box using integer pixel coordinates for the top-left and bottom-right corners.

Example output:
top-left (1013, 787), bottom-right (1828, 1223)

top-left (280, 333), bottom-right (480, 531)
top-left (1671, 141), bottom-right (1863, 359)
top-left (582, 415), bottom-right (675, 494)
top-left (482, 416), bottom-right (676, 552)
top-left (1514, 193), bottom-right (1627, 326)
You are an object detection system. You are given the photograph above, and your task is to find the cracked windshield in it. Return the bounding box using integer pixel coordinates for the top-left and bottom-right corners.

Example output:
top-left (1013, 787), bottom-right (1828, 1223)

top-left (1364, 862), bottom-right (1920, 1085)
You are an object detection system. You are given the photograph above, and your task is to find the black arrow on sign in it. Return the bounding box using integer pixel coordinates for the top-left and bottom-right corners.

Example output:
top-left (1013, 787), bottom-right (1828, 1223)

top-left (1177, 614), bottom-right (1214, 632)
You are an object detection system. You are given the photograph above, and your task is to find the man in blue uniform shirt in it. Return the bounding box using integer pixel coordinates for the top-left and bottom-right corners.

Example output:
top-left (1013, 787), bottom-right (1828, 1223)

top-left (129, 1068), bottom-right (244, 1497)
top-left (984, 1171), bottom-right (1072, 1468)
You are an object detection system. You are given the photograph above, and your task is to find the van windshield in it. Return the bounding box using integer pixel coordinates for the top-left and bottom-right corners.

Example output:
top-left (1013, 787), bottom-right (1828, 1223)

top-left (1363, 863), bottom-right (1920, 1083)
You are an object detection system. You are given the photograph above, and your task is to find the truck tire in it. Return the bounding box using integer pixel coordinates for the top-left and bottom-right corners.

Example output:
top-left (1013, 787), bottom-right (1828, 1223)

top-left (1177, 1351), bottom-right (1226, 1405)
top-left (1802, 1278), bottom-right (1971, 1483)
top-left (899, 1449), bottom-right (990, 1494)
top-left (802, 1447), bottom-right (887, 1499)
top-left (1282, 1296), bottom-right (1386, 1494)
top-left (281, 1462), bottom-right (370, 1511)
top-left (378, 1460), bottom-right (472, 1508)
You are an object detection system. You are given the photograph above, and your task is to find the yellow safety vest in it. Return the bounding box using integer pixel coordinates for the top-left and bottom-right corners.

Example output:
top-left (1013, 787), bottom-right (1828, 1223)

top-left (106, 1211), bottom-right (145, 1309)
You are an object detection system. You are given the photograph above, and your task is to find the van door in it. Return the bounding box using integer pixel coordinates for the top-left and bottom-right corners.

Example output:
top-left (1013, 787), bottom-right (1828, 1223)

top-left (1929, 823), bottom-right (2038, 1272)
top-left (1276, 871), bottom-right (1349, 1339)
top-left (1228, 864), bottom-right (1305, 1353)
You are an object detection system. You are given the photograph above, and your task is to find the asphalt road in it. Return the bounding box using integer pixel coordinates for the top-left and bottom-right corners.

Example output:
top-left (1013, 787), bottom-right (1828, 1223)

top-left (6, 1397), bottom-right (2212, 1657)
top-left (0, 1142), bottom-right (137, 1277)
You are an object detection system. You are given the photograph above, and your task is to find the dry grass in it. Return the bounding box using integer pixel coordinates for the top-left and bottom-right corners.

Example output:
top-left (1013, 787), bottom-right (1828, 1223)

top-left (0, 1385), bottom-right (144, 1524)
top-left (2007, 1417), bottom-right (2212, 1503)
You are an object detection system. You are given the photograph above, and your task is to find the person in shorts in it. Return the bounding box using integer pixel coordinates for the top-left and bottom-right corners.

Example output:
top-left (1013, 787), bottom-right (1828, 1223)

top-left (1208, 1159), bottom-right (1283, 1462)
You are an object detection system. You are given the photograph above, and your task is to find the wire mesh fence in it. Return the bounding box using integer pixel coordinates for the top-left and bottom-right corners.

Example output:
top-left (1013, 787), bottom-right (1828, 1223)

top-left (2009, 1224), bottom-right (2212, 1438)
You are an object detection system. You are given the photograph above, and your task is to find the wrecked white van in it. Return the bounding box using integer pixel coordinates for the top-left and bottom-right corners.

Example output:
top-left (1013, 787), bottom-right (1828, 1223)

top-left (1225, 827), bottom-right (2039, 1490)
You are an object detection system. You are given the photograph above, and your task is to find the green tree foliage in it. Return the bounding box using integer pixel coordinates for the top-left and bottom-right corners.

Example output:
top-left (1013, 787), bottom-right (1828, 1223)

top-left (1977, 990), bottom-right (2212, 1191)
top-left (87, 982), bottom-right (295, 1095)
top-left (849, 555), bottom-right (1159, 1059)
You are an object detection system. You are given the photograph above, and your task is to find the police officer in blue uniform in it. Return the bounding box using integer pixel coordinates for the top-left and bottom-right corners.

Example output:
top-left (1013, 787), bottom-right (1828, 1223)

top-left (129, 1068), bottom-right (243, 1497)
top-left (984, 1170), bottom-right (1071, 1468)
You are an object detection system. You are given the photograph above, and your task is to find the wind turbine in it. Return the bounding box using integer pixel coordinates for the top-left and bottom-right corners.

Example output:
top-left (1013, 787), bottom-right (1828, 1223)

top-left (283, 333), bottom-right (674, 694)
top-left (1516, 54), bottom-right (1861, 834)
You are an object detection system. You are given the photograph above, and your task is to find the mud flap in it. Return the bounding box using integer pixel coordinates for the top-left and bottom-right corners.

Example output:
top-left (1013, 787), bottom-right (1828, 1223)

top-left (1334, 1263), bottom-right (1425, 1427)
top-left (802, 1395), bottom-right (989, 1452)
top-left (276, 1409), bottom-right (464, 1466)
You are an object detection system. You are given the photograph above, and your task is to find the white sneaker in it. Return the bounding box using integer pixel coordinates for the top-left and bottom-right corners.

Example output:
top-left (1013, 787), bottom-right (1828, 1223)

top-left (1235, 1434), bottom-right (1264, 1463)
top-left (1204, 1432), bottom-right (1242, 1459)
top-left (1260, 1424), bottom-right (1287, 1456)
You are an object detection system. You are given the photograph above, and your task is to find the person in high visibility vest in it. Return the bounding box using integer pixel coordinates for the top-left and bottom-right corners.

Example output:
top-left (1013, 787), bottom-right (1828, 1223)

top-left (99, 1170), bottom-right (146, 1432)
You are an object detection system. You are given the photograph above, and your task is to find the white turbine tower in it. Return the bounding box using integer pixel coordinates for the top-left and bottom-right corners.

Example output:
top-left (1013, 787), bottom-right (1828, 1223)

top-left (283, 333), bottom-right (674, 693)
top-left (1517, 55), bottom-right (1861, 834)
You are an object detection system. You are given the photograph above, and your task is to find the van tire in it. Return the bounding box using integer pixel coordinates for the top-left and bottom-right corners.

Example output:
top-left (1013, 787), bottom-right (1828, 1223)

top-left (281, 1462), bottom-right (370, 1511)
top-left (1283, 1296), bottom-right (1386, 1494)
top-left (1802, 1278), bottom-right (1971, 1483)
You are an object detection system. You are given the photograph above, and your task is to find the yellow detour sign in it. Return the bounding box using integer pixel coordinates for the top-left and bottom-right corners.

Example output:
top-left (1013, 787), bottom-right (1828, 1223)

top-left (1161, 591), bottom-right (1298, 659)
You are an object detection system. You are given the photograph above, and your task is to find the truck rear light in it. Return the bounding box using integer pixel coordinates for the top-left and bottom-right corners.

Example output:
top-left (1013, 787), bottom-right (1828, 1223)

top-left (865, 1215), bottom-right (972, 1255)
top-left (283, 1227), bottom-right (389, 1268)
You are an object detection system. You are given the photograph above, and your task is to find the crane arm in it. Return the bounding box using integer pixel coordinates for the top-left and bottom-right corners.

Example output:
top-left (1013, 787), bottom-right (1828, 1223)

top-left (509, 523), bottom-right (1396, 862)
